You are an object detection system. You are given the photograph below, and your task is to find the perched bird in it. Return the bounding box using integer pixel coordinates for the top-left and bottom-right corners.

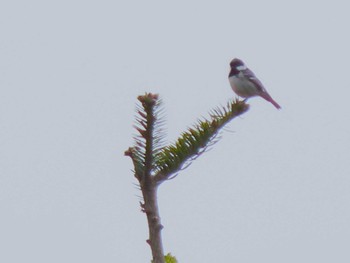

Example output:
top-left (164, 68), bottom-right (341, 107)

top-left (228, 58), bottom-right (281, 109)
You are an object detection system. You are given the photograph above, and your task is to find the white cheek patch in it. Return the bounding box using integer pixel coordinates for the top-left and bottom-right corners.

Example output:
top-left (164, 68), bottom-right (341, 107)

top-left (237, 65), bottom-right (247, 71)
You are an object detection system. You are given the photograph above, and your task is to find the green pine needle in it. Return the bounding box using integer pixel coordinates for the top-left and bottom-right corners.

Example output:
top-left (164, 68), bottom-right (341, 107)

top-left (126, 93), bottom-right (249, 184)
top-left (151, 253), bottom-right (178, 263)
top-left (154, 98), bottom-right (248, 180)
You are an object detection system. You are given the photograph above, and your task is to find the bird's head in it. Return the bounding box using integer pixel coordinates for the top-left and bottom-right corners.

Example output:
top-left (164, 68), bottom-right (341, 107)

top-left (230, 58), bottom-right (247, 71)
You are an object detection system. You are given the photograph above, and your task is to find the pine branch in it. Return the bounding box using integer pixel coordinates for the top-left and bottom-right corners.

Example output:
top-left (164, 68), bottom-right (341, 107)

top-left (153, 98), bottom-right (248, 183)
top-left (125, 93), bottom-right (164, 183)
top-left (125, 93), bottom-right (249, 263)
top-left (125, 93), bottom-right (165, 263)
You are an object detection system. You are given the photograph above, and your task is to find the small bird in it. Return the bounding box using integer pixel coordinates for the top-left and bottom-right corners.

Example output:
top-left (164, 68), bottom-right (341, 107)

top-left (228, 58), bottom-right (281, 109)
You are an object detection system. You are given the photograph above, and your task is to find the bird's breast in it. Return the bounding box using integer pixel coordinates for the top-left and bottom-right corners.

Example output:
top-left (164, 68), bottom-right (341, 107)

top-left (229, 76), bottom-right (259, 98)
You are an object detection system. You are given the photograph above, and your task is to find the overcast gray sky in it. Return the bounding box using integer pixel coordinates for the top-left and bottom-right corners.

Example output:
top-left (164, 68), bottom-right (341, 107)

top-left (1, 0), bottom-right (350, 262)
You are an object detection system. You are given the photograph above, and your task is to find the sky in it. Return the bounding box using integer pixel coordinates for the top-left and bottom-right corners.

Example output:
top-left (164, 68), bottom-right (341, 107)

top-left (1, 0), bottom-right (350, 262)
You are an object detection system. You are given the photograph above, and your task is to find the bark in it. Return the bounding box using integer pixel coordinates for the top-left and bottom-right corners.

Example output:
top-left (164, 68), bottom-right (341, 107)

top-left (141, 180), bottom-right (164, 263)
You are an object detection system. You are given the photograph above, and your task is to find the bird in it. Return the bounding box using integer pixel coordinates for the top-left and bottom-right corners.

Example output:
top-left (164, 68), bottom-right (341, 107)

top-left (228, 58), bottom-right (281, 109)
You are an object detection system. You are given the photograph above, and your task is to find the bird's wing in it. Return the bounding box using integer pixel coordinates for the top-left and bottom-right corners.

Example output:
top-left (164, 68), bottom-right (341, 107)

top-left (242, 68), bottom-right (266, 93)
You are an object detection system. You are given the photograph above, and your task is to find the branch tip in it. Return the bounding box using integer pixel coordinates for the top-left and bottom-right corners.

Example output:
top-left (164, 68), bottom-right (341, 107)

top-left (124, 147), bottom-right (134, 157)
top-left (138, 93), bottom-right (159, 107)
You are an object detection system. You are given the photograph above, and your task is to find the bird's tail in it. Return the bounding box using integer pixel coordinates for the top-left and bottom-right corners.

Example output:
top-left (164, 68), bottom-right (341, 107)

top-left (260, 93), bottom-right (281, 109)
